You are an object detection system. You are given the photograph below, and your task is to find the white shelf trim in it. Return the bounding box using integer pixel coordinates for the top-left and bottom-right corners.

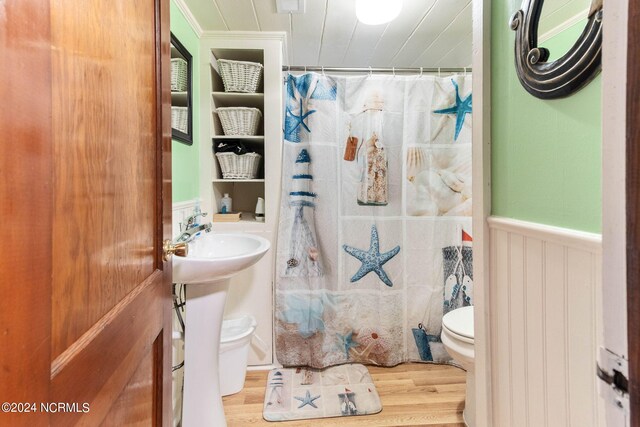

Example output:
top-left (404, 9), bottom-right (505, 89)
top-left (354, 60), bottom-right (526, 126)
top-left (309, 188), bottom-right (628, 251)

top-left (212, 179), bottom-right (265, 183)
top-left (212, 91), bottom-right (264, 97)
top-left (200, 31), bottom-right (287, 42)
top-left (212, 135), bottom-right (264, 140)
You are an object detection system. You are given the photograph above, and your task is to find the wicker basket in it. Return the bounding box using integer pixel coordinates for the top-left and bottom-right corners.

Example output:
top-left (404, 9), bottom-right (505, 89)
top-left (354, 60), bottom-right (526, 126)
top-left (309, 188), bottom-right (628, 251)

top-left (217, 59), bottom-right (263, 93)
top-left (215, 152), bottom-right (261, 179)
top-left (171, 107), bottom-right (188, 133)
top-left (217, 107), bottom-right (261, 136)
top-left (171, 58), bottom-right (188, 92)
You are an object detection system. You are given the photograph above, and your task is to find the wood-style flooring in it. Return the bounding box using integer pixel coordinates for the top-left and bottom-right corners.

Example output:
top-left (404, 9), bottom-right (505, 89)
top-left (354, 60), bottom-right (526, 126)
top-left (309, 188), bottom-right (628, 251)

top-left (223, 363), bottom-right (467, 426)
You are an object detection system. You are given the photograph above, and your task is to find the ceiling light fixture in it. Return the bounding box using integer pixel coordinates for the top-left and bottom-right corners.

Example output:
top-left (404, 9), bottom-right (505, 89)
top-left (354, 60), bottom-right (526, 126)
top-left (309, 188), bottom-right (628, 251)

top-left (355, 0), bottom-right (403, 25)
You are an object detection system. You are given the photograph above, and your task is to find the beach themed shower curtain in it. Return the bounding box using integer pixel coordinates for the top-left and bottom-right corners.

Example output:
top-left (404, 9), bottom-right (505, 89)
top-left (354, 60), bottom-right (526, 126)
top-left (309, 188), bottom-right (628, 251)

top-left (276, 72), bottom-right (473, 368)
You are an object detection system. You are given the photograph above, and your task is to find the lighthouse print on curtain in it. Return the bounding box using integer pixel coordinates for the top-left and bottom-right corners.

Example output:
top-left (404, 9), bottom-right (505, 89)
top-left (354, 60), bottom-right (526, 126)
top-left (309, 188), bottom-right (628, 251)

top-left (276, 73), bottom-right (473, 368)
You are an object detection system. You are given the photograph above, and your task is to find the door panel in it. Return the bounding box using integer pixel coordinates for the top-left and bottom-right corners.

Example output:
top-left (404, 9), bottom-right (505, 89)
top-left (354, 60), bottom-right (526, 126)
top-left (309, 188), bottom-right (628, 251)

top-left (100, 342), bottom-right (155, 427)
top-left (50, 0), bottom-right (158, 359)
top-left (0, 0), bottom-right (172, 425)
top-left (50, 273), bottom-right (164, 426)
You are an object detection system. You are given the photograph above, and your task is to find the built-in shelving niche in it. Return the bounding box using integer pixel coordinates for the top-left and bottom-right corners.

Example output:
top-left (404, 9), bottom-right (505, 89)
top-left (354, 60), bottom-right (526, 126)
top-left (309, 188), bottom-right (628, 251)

top-left (210, 48), bottom-right (266, 223)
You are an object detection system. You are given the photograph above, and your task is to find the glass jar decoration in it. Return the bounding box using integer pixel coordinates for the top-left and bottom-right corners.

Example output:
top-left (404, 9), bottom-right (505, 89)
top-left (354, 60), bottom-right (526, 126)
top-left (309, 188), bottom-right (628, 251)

top-left (356, 94), bottom-right (388, 206)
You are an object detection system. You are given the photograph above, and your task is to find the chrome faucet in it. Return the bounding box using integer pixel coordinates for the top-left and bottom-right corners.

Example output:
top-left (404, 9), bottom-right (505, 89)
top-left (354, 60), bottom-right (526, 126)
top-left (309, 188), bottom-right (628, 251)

top-left (175, 211), bottom-right (212, 243)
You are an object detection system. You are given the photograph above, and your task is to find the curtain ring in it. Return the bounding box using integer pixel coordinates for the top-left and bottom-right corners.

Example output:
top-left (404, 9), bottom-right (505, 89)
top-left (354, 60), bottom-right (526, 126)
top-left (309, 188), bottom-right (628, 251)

top-left (419, 67), bottom-right (423, 77)
top-left (392, 67), bottom-right (396, 77)
top-left (464, 67), bottom-right (467, 76)
top-left (438, 67), bottom-right (441, 77)
top-left (368, 66), bottom-right (372, 77)
top-left (321, 66), bottom-right (325, 76)
top-left (304, 65), bottom-right (307, 73)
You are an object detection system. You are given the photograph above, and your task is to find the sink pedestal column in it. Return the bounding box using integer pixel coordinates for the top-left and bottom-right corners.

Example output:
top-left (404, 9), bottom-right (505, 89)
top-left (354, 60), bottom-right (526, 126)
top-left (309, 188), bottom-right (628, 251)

top-left (181, 279), bottom-right (230, 427)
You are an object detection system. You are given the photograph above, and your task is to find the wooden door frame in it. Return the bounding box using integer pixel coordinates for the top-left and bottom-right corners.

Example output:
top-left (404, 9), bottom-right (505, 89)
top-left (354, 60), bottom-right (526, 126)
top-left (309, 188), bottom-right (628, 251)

top-left (627, 0), bottom-right (640, 424)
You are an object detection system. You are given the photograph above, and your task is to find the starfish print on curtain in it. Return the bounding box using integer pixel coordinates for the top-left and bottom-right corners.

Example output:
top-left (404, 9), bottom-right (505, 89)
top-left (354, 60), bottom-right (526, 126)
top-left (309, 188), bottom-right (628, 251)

top-left (284, 73), bottom-right (337, 143)
top-left (432, 78), bottom-right (472, 141)
top-left (343, 225), bottom-right (401, 287)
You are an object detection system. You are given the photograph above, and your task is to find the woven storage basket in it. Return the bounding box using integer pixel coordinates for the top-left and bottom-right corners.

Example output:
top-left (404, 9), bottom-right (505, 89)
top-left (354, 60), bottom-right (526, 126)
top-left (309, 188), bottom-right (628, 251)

top-left (215, 152), bottom-right (261, 179)
top-left (171, 58), bottom-right (188, 92)
top-left (217, 59), bottom-right (263, 93)
top-left (171, 107), bottom-right (188, 133)
top-left (217, 107), bottom-right (262, 136)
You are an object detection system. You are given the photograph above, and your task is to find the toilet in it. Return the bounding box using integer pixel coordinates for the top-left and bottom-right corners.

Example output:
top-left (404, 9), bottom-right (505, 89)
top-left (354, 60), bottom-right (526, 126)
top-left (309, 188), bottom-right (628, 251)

top-left (441, 306), bottom-right (475, 427)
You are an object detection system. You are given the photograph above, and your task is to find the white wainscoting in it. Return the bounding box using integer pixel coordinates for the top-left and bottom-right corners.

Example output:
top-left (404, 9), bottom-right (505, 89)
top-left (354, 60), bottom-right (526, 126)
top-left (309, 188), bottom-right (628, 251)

top-left (172, 198), bottom-right (199, 239)
top-left (488, 217), bottom-right (604, 427)
top-left (171, 199), bottom-right (197, 427)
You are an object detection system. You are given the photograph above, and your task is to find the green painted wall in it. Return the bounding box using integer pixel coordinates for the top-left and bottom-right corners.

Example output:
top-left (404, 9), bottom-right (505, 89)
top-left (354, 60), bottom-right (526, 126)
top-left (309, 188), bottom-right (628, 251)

top-left (491, 6), bottom-right (602, 233)
top-left (171, 0), bottom-right (200, 203)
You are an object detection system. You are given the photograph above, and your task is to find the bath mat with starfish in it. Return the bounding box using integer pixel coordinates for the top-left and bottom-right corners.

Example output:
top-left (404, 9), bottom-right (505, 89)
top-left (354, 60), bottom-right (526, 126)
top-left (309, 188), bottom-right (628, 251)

top-left (262, 363), bottom-right (382, 422)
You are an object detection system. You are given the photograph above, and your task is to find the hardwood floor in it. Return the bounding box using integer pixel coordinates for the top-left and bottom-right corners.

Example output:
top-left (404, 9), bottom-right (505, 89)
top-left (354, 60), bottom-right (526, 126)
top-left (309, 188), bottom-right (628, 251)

top-left (223, 363), bottom-right (467, 426)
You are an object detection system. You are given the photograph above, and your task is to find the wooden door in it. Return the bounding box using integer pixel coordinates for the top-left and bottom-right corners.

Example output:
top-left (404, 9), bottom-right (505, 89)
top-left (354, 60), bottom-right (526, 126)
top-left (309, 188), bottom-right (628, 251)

top-left (0, 0), bottom-right (173, 425)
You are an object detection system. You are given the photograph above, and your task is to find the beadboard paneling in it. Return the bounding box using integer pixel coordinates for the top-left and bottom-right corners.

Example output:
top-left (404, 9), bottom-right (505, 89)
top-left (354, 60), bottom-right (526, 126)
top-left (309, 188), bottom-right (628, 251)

top-left (172, 199), bottom-right (198, 239)
top-left (181, 0), bottom-right (473, 68)
top-left (488, 217), bottom-right (604, 427)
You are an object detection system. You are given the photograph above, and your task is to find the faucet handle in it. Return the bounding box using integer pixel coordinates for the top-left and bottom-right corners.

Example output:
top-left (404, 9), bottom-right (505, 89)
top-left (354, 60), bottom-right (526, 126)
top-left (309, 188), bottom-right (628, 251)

top-left (184, 211), bottom-right (208, 227)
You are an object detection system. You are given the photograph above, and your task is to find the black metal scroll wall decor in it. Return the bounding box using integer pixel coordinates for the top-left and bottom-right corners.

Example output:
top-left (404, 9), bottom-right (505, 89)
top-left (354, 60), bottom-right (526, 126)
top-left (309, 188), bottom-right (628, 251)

top-left (509, 0), bottom-right (603, 99)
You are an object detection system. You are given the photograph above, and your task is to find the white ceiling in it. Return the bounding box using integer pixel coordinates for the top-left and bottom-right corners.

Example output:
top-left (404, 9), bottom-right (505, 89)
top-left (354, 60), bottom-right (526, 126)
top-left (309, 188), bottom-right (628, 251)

top-left (181, 0), bottom-right (473, 68)
top-left (180, 0), bottom-right (590, 68)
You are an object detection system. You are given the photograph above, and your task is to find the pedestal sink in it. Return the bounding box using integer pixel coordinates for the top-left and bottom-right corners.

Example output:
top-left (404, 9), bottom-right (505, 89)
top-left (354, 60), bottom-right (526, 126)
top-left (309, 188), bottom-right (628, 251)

top-left (173, 233), bottom-right (270, 427)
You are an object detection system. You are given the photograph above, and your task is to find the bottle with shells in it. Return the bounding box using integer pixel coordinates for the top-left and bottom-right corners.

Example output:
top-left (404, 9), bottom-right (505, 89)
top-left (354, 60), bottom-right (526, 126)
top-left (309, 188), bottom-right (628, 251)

top-left (356, 93), bottom-right (388, 206)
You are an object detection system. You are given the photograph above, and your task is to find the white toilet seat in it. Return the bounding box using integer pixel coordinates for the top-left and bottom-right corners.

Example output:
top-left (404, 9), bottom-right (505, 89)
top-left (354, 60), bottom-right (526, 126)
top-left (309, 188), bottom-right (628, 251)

top-left (442, 324), bottom-right (474, 344)
top-left (442, 305), bottom-right (474, 341)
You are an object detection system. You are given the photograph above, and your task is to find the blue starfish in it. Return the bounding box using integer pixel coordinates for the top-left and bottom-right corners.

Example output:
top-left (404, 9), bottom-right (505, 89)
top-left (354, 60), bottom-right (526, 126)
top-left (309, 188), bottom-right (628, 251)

top-left (343, 225), bottom-right (400, 287)
top-left (336, 331), bottom-right (358, 359)
top-left (433, 79), bottom-right (472, 141)
top-left (286, 101), bottom-right (316, 134)
top-left (294, 390), bottom-right (321, 409)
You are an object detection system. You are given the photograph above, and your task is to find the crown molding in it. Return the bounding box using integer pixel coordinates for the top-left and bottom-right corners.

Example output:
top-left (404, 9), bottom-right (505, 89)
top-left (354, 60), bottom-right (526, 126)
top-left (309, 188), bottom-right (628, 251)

top-left (172, 0), bottom-right (204, 38)
top-left (200, 31), bottom-right (289, 62)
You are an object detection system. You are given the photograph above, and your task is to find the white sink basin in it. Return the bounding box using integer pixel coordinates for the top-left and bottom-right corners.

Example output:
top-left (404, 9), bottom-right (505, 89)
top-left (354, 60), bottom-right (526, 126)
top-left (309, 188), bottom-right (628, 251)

top-left (173, 233), bottom-right (270, 284)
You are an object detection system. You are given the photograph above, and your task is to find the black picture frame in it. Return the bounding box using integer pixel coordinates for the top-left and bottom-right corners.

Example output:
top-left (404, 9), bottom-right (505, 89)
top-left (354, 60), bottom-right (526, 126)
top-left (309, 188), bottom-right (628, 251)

top-left (171, 33), bottom-right (193, 145)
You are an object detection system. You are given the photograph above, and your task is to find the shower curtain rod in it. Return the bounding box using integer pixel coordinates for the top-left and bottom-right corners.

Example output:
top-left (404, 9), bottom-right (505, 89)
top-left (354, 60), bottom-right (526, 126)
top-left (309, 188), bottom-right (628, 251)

top-left (283, 66), bottom-right (471, 74)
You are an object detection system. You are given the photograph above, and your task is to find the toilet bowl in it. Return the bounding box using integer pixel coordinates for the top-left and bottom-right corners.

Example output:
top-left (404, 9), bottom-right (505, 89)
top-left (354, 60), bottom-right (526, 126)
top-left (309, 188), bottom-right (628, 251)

top-left (441, 305), bottom-right (475, 427)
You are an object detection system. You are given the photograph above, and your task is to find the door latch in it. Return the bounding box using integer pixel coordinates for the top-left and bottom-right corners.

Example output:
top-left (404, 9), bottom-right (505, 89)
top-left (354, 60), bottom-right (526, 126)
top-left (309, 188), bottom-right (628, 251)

top-left (597, 346), bottom-right (629, 413)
